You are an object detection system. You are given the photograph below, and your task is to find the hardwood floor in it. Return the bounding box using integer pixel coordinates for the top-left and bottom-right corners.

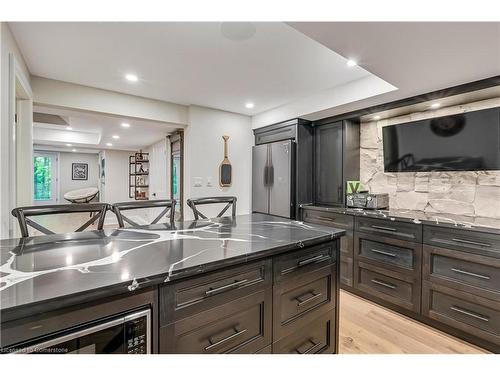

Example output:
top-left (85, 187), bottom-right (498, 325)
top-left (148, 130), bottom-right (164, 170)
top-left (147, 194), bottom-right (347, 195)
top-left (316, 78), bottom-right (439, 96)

top-left (339, 290), bottom-right (489, 354)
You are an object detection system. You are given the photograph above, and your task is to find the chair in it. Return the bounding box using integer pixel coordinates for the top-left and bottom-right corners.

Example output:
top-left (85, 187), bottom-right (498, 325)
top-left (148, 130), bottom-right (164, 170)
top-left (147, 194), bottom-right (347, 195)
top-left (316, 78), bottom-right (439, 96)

top-left (111, 199), bottom-right (176, 228)
top-left (186, 196), bottom-right (237, 220)
top-left (11, 203), bottom-right (109, 238)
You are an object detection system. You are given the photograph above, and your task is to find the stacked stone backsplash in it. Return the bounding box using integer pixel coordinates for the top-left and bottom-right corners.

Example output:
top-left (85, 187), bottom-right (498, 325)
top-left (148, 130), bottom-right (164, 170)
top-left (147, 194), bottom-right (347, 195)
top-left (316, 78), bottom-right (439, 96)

top-left (360, 97), bottom-right (500, 219)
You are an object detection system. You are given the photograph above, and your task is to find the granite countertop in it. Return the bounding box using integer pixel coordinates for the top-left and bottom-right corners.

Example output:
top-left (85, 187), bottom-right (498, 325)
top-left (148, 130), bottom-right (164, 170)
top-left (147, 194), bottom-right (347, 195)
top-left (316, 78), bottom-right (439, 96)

top-left (0, 213), bottom-right (344, 320)
top-left (300, 205), bottom-right (500, 234)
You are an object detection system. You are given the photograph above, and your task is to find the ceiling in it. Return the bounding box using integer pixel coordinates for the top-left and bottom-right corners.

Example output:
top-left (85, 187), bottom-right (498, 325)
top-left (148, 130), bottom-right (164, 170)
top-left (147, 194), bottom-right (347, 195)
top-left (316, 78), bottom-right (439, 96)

top-left (285, 22), bottom-right (500, 120)
top-left (33, 106), bottom-right (180, 151)
top-left (9, 22), bottom-right (389, 116)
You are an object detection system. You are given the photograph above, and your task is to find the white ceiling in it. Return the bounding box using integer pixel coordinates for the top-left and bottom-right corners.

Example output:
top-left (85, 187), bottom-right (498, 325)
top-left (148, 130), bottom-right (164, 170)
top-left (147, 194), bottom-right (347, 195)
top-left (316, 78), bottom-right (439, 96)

top-left (9, 22), bottom-right (386, 116)
top-left (33, 106), bottom-right (180, 151)
top-left (285, 22), bottom-right (500, 120)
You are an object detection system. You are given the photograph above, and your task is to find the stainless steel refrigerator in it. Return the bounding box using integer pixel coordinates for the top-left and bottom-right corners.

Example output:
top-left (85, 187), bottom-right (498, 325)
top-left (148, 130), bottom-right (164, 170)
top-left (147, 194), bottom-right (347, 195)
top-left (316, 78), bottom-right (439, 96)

top-left (252, 140), bottom-right (295, 218)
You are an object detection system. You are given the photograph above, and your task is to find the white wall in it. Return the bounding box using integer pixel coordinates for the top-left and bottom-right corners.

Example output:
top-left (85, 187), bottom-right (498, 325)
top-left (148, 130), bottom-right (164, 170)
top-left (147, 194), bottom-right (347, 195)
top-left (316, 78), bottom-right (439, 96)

top-left (184, 105), bottom-right (253, 220)
top-left (0, 22), bottom-right (32, 239)
top-left (58, 152), bottom-right (99, 202)
top-left (32, 76), bottom-right (188, 126)
top-left (104, 149), bottom-right (136, 204)
top-left (251, 75), bottom-right (396, 129)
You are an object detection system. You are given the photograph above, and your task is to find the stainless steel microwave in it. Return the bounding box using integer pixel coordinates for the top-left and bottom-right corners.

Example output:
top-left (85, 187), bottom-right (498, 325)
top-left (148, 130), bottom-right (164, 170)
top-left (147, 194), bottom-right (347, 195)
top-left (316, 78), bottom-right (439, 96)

top-left (11, 309), bottom-right (151, 354)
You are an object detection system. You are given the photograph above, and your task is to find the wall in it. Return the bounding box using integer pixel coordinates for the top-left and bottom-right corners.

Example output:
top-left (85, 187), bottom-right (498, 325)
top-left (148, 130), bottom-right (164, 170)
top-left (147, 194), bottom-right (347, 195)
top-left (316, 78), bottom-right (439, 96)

top-left (104, 149), bottom-right (136, 204)
top-left (360, 97), bottom-right (500, 218)
top-left (0, 23), bottom-right (32, 239)
top-left (184, 105), bottom-right (253, 220)
top-left (58, 152), bottom-right (99, 202)
top-left (251, 75), bottom-right (396, 129)
top-left (32, 76), bottom-right (188, 125)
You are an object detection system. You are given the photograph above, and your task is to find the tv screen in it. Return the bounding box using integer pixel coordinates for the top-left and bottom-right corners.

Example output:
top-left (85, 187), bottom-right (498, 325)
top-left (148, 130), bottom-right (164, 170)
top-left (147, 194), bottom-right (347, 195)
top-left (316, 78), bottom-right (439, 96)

top-left (382, 107), bottom-right (500, 172)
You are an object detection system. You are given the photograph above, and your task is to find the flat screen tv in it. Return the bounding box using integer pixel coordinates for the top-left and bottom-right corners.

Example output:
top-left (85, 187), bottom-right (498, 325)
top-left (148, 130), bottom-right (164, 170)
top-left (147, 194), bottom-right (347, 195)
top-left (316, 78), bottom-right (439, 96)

top-left (382, 107), bottom-right (500, 172)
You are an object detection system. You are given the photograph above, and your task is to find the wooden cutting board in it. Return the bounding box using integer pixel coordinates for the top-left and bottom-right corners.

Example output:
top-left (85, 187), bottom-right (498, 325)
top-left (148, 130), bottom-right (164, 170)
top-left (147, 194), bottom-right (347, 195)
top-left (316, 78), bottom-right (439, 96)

top-left (219, 135), bottom-right (232, 187)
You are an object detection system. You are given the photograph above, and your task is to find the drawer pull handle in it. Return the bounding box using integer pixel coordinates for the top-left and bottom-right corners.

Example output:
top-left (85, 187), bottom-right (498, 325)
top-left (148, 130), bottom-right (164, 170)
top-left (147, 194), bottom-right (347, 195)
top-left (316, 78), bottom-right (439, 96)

top-left (205, 279), bottom-right (248, 296)
top-left (370, 248), bottom-right (397, 258)
top-left (450, 305), bottom-right (490, 323)
top-left (451, 268), bottom-right (491, 280)
top-left (451, 238), bottom-right (492, 248)
top-left (296, 291), bottom-right (323, 307)
top-left (298, 254), bottom-right (329, 267)
top-left (317, 216), bottom-right (335, 222)
top-left (296, 339), bottom-right (322, 354)
top-left (371, 278), bottom-right (397, 289)
top-left (371, 225), bottom-right (397, 232)
top-left (204, 327), bottom-right (248, 351)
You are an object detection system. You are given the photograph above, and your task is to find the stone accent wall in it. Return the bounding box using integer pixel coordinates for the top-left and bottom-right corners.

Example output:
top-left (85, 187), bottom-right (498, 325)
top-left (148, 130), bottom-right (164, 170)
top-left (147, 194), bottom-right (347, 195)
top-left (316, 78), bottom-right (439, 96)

top-left (360, 97), bottom-right (500, 218)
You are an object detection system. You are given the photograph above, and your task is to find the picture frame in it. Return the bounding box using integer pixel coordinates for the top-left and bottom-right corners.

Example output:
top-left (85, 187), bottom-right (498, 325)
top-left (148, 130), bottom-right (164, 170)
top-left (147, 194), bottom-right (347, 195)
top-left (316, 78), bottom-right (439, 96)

top-left (72, 163), bottom-right (88, 180)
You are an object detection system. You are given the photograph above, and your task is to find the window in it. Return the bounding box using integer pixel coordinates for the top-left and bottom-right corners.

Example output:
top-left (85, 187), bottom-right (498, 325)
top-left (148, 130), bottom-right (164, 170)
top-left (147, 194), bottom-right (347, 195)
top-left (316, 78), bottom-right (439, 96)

top-left (33, 152), bottom-right (58, 203)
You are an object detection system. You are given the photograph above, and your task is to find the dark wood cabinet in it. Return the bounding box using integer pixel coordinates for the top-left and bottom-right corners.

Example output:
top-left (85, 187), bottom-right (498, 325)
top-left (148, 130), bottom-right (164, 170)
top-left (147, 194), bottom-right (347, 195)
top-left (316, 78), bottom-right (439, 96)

top-left (301, 208), bottom-right (500, 352)
top-left (159, 240), bottom-right (340, 354)
top-left (272, 309), bottom-right (336, 354)
top-left (313, 120), bottom-right (359, 206)
top-left (301, 207), bottom-right (354, 288)
top-left (160, 289), bottom-right (272, 354)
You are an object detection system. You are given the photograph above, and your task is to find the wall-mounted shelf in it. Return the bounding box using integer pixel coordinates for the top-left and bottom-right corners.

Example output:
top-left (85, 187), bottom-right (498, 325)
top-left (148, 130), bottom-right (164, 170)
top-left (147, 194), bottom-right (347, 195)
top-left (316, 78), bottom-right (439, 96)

top-left (129, 151), bottom-right (150, 200)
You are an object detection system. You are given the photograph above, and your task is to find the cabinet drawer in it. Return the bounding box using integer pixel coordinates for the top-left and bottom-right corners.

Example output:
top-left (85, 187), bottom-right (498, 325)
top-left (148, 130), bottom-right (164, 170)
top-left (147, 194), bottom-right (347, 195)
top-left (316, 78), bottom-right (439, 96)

top-left (273, 265), bottom-right (336, 339)
top-left (160, 259), bottom-right (271, 325)
top-left (273, 241), bottom-right (336, 283)
top-left (359, 238), bottom-right (415, 270)
top-left (356, 216), bottom-right (422, 243)
top-left (423, 245), bottom-right (500, 299)
top-left (302, 209), bottom-right (354, 230)
top-left (354, 262), bottom-right (420, 313)
top-left (424, 225), bottom-right (500, 258)
top-left (272, 309), bottom-right (336, 354)
top-left (422, 282), bottom-right (500, 346)
top-left (160, 289), bottom-right (272, 353)
top-left (340, 256), bottom-right (353, 287)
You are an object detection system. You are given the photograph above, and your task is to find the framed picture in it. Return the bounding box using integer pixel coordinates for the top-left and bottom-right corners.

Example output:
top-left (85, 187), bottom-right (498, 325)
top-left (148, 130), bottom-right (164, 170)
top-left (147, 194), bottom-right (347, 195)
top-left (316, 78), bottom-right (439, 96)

top-left (72, 163), bottom-right (88, 180)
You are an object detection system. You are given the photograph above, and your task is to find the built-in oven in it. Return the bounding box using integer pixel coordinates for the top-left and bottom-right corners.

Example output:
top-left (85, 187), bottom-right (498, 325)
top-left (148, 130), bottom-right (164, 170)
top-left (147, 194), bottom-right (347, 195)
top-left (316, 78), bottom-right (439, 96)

top-left (11, 309), bottom-right (151, 354)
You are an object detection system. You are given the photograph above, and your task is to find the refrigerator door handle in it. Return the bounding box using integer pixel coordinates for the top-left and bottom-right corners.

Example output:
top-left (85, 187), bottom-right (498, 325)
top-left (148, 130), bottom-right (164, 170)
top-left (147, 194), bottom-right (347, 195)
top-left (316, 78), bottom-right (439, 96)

top-left (263, 165), bottom-right (268, 186)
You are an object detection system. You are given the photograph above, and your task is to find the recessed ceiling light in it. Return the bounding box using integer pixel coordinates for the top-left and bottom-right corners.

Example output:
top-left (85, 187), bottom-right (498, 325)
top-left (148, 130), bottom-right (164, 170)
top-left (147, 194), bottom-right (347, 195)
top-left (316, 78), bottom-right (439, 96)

top-left (106, 143), bottom-right (113, 147)
top-left (346, 59), bottom-right (357, 67)
top-left (121, 122), bottom-right (130, 128)
top-left (373, 115), bottom-right (381, 121)
top-left (72, 149), bottom-right (76, 152)
top-left (430, 103), bottom-right (441, 109)
top-left (112, 135), bottom-right (120, 139)
top-left (125, 74), bottom-right (138, 82)
top-left (245, 102), bottom-right (255, 109)
top-left (66, 143), bottom-right (72, 147)
top-left (66, 126), bottom-right (73, 130)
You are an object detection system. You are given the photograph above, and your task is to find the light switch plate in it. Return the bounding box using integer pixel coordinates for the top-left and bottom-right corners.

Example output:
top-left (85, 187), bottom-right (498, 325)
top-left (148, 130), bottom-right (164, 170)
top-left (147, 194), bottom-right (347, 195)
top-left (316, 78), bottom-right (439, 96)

top-left (194, 177), bottom-right (203, 187)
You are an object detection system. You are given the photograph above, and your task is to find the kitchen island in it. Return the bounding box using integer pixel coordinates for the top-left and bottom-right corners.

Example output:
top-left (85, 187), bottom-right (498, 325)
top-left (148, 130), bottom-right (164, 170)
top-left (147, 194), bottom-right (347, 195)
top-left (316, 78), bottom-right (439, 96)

top-left (0, 213), bottom-right (344, 354)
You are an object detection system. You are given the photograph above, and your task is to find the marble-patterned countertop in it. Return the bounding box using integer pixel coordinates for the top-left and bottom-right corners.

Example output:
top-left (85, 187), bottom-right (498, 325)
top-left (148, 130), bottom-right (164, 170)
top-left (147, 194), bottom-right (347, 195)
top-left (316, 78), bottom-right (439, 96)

top-left (300, 205), bottom-right (500, 234)
top-left (0, 213), bottom-right (344, 320)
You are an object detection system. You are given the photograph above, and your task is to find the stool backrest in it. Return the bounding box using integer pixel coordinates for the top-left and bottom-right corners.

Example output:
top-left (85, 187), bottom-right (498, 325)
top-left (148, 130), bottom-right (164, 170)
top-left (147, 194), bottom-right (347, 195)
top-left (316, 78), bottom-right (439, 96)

top-left (186, 196), bottom-right (237, 220)
top-left (112, 199), bottom-right (176, 228)
top-left (11, 203), bottom-right (109, 238)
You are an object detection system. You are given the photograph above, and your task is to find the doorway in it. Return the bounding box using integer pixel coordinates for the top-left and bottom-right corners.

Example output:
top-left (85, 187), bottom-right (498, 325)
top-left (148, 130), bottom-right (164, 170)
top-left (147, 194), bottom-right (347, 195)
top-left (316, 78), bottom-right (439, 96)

top-left (170, 132), bottom-right (184, 220)
top-left (33, 152), bottom-right (59, 205)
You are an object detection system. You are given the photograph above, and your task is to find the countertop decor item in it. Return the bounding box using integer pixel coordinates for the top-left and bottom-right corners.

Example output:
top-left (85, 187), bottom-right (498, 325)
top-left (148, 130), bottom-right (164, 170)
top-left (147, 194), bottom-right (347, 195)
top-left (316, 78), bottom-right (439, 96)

top-left (219, 135), bottom-right (232, 187)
